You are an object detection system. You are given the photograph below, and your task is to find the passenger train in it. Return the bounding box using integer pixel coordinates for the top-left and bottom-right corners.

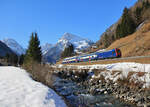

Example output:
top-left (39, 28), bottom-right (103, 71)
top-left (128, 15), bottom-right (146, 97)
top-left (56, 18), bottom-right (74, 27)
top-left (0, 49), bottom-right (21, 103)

top-left (62, 48), bottom-right (121, 64)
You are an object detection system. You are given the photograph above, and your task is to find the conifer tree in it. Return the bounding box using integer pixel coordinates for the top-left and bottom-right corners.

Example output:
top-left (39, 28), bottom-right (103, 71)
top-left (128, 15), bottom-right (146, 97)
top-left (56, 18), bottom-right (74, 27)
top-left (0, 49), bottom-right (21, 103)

top-left (24, 32), bottom-right (42, 64)
top-left (135, 7), bottom-right (142, 23)
top-left (5, 53), bottom-right (18, 66)
top-left (116, 7), bottom-right (136, 38)
top-left (19, 54), bottom-right (25, 65)
top-left (103, 34), bottom-right (109, 47)
top-left (61, 44), bottom-right (74, 58)
top-left (34, 32), bottom-right (42, 62)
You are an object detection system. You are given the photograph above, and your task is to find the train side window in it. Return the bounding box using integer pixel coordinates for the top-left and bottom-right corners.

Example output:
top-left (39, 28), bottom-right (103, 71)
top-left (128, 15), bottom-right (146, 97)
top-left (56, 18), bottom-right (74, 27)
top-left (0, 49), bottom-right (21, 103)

top-left (112, 51), bottom-right (115, 54)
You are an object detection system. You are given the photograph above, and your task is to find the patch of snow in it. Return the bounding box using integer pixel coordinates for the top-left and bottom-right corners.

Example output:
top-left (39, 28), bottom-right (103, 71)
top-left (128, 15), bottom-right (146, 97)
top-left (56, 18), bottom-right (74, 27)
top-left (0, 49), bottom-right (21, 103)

top-left (0, 66), bottom-right (66, 107)
top-left (136, 21), bottom-right (145, 31)
top-left (41, 43), bottom-right (53, 55)
top-left (43, 32), bottom-right (94, 63)
top-left (59, 62), bottom-right (150, 88)
top-left (57, 32), bottom-right (93, 51)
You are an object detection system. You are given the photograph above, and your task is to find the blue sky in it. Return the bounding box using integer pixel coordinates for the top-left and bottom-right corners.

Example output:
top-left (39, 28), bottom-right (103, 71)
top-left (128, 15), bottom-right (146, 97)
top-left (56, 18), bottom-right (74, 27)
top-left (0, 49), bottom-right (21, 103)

top-left (0, 0), bottom-right (137, 48)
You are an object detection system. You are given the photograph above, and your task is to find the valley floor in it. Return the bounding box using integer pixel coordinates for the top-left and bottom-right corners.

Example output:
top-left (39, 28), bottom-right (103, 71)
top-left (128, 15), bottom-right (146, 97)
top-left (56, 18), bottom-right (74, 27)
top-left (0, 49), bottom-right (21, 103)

top-left (0, 66), bottom-right (66, 107)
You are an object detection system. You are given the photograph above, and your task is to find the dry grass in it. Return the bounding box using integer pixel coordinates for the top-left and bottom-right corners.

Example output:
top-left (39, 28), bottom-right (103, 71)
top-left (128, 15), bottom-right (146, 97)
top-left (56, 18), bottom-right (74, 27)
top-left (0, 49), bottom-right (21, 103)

top-left (93, 69), bottom-right (106, 76)
top-left (116, 71), bottom-right (146, 89)
top-left (107, 21), bottom-right (150, 57)
top-left (23, 62), bottom-right (54, 88)
top-left (137, 72), bottom-right (146, 77)
top-left (117, 76), bottom-right (143, 89)
top-left (127, 72), bottom-right (135, 79)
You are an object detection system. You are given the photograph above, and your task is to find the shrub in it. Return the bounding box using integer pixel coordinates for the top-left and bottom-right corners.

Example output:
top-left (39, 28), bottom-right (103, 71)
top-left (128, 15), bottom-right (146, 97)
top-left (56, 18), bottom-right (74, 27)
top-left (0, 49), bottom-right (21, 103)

top-left (23, 62), bottom-right (54, 88)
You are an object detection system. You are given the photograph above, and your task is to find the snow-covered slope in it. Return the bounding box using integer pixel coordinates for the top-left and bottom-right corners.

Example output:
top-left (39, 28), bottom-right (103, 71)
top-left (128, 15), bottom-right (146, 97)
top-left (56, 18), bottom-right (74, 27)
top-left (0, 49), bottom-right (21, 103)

top-left (41, 43), bottom-right (53, 55)
top-left (58, 32), bottom-right (93, 51)
top-left (0, 66), bottom-right (66, 107)
top-left (43, 33), bottom-right (93, 63)
top-left (2, 38), bottom-right (25, 55)
top-left (0, 41), bottom-right (15, 57)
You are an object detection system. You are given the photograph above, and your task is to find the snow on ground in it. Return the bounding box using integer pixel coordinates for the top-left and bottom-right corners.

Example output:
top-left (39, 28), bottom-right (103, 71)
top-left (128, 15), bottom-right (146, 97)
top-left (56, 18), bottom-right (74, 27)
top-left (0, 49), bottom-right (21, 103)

top-left (59, 62), bottom-right (150, 88)
top-left (0, 66), bottom-right (66, 107)
top-left (76, 62), bottom-right (150, 72)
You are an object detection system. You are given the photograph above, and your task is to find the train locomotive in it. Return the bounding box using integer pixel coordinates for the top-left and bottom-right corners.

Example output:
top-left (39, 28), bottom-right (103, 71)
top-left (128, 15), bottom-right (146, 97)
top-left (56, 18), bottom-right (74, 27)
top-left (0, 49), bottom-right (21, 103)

top-left (62, 48), bottom-right (121, 64)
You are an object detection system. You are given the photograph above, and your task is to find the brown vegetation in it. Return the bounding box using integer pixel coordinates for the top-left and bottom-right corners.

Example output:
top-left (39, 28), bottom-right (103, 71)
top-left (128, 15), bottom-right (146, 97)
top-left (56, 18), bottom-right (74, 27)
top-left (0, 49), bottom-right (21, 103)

top-left (111, 70), bottom-right (121, 75)
top-left (107, 21), bottom-right (150, 57)
top-left (96, 0), bottom-right (150, 49)
top-left (93, 69), bottom-right (106, 76)
top-left (23, 62), bottom-right (54, 88)
top-left (116, 73), bottom-right (143, 89)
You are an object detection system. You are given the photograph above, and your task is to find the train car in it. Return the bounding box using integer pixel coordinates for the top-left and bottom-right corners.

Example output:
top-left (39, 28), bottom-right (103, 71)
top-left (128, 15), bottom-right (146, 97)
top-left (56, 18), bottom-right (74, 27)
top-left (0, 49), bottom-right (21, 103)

top-left (96, 48), bottom-right (121, 59)
top-left (62, 56), bottom-right (78, 64)
top-left (78, 53), bottom-right (98, 62)
top-left (62, 48), bottom-right (121, 64)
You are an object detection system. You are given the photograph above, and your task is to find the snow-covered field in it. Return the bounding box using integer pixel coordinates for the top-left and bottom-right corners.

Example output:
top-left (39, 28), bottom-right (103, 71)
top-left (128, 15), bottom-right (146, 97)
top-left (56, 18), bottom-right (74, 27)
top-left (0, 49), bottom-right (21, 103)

top-left (0, 66), bottom-right (66, 107)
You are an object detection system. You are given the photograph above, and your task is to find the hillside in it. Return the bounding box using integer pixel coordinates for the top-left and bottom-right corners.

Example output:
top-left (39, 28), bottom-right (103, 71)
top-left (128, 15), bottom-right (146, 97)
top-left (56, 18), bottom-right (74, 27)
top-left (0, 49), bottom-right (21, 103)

top-left (96, 0), bottom-right (150, 49)
top-left (43, 33), bottom-right (93, 63)
top-left (107, 20), bottom-right (150, 57)
top-left (0, 41), bottom-right (15, 57)
top-left (2, 38), bottom-right (26, 55)
top-left (60, 21), bottom-right (150, 65)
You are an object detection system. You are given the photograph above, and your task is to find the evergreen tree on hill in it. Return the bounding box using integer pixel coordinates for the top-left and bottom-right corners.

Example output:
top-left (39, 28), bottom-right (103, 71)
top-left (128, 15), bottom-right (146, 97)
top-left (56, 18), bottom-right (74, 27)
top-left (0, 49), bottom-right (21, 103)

top-left (61, 44), bottom-right (74, 58)
top-left (19, 54), bottom-right (25, 65)
top-left (135, 0), bottom-right (150, 24)
top-left (116, 7), bottom-right (136, 39)
top-left (103, 34), bottom-right (109, 48)
top-left (34, 32), bottom-right (42, 62)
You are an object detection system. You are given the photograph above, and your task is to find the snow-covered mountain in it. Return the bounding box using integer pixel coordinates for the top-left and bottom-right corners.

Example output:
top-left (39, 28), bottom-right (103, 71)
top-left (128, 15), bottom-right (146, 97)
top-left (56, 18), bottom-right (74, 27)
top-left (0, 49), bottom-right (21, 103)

top-left (58, 33), bottom-right (93, 51)
top-left (2, 38), bottom-right (26, 55)
top-left (0, 41), bottom-right (15, 57)
top-left (41, 43), bottom-right (53, 55)
top-left (43, 33), bottom-right (94, 63)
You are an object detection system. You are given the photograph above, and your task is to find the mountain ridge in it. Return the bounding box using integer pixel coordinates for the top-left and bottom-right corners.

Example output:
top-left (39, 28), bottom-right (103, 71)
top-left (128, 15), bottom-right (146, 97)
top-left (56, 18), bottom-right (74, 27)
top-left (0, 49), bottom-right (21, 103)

top-left (2, 38), bottom-right (26, 55)
top-left (43, 32), bottom-right (94, 63)
top-left (0, 41), bottom-right (15, 57)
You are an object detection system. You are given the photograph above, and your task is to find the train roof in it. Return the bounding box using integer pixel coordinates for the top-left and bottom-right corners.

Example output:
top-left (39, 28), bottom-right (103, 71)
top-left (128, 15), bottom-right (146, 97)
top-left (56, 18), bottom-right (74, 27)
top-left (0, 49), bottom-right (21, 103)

top-left (96, 49), bottom-right (106, 52)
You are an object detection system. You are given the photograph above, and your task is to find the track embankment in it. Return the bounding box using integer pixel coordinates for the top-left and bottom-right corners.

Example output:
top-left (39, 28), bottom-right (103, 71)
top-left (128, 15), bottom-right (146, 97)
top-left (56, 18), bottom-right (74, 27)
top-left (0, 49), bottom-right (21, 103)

top-left (61, 55), bottom-right (150, 65)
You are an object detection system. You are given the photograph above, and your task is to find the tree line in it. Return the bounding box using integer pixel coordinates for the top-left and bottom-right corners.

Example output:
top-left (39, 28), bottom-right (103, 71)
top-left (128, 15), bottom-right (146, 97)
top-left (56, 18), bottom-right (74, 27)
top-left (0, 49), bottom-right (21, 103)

top-left (102, 0), bottom-right (150, 48)
top-left (4, 31), bottom-right (74, 66)
top-left (61, 44), bottom-right (74, 58)
top-left (5, 32), bottom-right (42, 66)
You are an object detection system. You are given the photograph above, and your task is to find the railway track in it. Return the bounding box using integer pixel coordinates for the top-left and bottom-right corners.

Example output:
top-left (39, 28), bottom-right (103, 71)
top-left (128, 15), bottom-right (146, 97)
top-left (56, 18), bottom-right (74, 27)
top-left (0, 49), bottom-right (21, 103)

top-left (63, 55), bottom-right (150, 65)
top-left (90, 55), bottom-right (150, 62)
top-left (57, 55), bottom-right (150, 65)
